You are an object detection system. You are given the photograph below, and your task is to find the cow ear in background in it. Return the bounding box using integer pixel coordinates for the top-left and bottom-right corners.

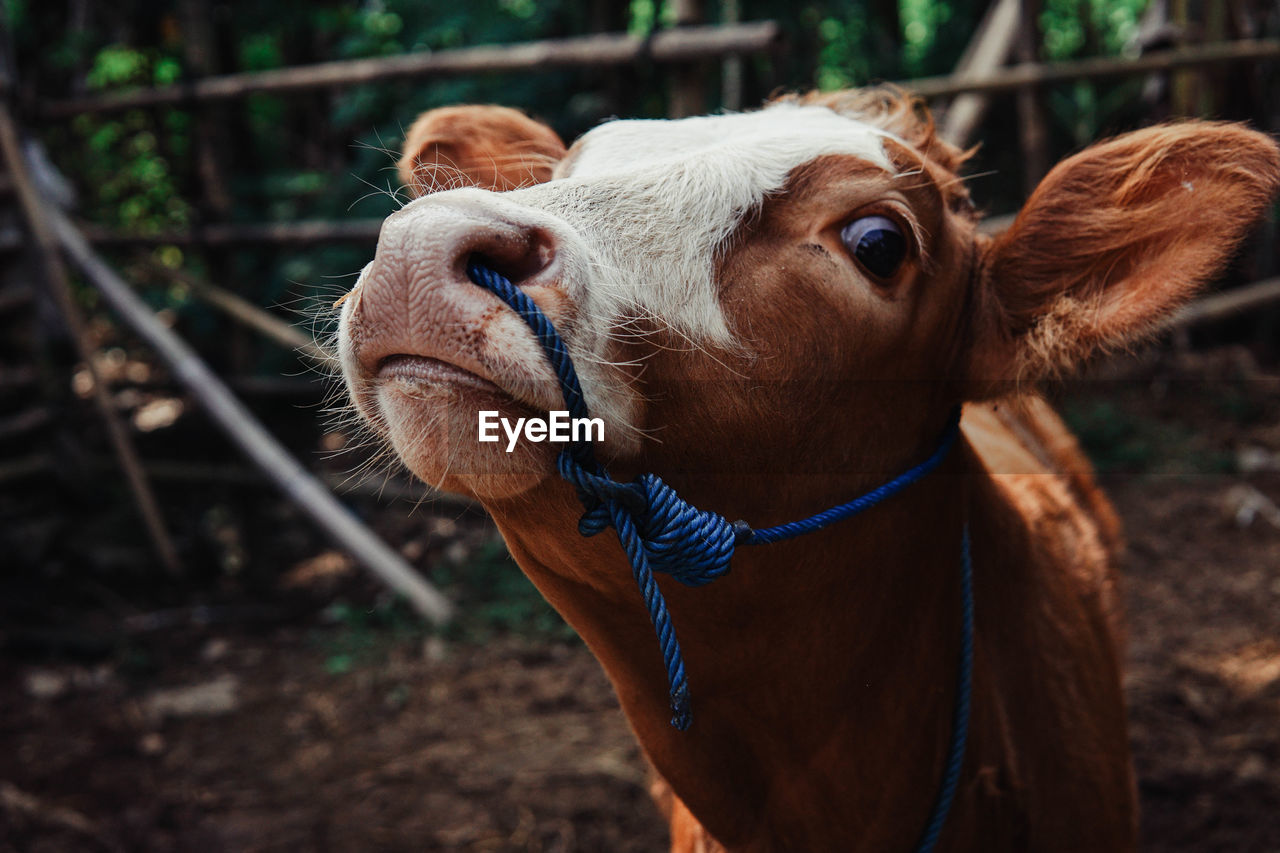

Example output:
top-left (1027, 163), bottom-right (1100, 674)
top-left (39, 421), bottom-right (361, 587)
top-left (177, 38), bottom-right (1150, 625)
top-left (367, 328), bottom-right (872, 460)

top-left (965, 122), bottom-right (1280, 397)
top-left (397, 105), bottom-right (567, 197)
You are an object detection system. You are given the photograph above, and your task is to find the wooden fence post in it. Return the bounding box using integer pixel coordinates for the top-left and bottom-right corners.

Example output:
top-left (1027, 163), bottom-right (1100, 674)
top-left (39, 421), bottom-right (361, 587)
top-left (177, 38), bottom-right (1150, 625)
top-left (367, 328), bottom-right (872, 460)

top-left (669, 0), bottom-right (708, 118)
top-left (1013, 0), bottom-right (1050, 192)
top-left (940, 0), bottom-right (1022, 147)
top-left (0, 100), bottom-right (183, 575)
top-left (721, 0), bottom-right (743, 111)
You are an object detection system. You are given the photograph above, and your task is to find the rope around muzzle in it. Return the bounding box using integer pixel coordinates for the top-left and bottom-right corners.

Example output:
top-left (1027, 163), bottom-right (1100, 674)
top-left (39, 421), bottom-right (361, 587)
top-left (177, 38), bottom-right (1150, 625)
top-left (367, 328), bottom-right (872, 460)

top-left (465, 262), bottom-right (973, 851)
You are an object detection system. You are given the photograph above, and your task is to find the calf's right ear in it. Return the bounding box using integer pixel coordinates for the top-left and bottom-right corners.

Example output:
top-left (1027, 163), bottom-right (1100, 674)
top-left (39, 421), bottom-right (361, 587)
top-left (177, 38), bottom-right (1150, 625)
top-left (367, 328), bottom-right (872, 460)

top-left (965, 122), bottom-right (1280, 395)
top-left (397, 105), bottom-right (566, 197)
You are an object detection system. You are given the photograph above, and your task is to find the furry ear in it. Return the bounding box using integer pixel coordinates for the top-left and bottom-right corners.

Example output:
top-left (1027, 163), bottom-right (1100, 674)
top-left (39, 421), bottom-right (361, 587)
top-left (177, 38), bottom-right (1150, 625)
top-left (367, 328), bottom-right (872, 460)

top-left (397, 105), bottom-right (566, 197)
top-left (967, 122), bottom-right (1280, 393)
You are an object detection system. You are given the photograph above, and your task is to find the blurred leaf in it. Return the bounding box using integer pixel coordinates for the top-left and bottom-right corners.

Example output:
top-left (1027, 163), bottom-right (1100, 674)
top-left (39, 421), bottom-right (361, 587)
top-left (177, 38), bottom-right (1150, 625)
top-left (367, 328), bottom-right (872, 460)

top-left (87, 45), bottom-right (149, 88)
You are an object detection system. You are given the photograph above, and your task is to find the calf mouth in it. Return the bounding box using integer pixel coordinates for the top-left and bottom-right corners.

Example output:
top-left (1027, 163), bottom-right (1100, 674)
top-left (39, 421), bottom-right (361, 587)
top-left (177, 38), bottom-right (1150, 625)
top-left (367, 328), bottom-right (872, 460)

top-left (372, 351), bottom-right (553, 435)
top-left (369, 337), bottom-right (560, 418)
top-left (349, 324), bottom-right (566, 498)
top-left (376, 354), bottom-right (505, 398)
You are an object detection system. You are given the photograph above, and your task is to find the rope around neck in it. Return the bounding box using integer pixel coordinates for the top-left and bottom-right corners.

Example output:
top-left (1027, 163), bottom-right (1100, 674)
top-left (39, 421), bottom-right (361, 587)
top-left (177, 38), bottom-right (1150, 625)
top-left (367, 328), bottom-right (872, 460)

top-left (466, 263), bottom-right (973, 852)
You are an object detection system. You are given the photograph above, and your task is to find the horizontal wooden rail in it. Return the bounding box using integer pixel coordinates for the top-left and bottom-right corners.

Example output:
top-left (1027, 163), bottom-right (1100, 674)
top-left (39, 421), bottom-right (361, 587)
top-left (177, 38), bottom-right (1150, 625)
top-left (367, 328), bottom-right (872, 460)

top-left (901, 38), bottom-right (1280, 99)
top-left (41, 22), bottom-right (781, 118)
top-left (82, 219), bottom-right (383, 247)
top-left (6, 221), bottom-right (380, 249)
top-left (1162, 276), bottom-right (1280, 332)
top-left (37, 33), bottom-right (1278, 120)
top-left (0, 406), bottom-right (51, 441)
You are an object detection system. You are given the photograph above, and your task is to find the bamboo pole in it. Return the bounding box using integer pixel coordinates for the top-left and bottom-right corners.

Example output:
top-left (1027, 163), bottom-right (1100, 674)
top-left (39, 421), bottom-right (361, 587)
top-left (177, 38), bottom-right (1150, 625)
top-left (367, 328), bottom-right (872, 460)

top-left (1012, 0), bottom-right (1051, 192)
top-left (0, 406), bottom-right (51, 441)
top-left (0, 100), bottom-right (183, 576)
top-left (41, 23), bottom-right (782, 118)
top-left (901, 38), bottom-right (1280, 99)
top-left (668, 0), bottom-right (708, 119)
top-left (1161, 277), bottom-right (1280, 332)
top-left (82, 219), bottom-right (383, 247)
top-left (939, 0), bottom-right (1022, 147)
top-left (32, 34), bottom-right (1278, 123)
top-left (143, 260), bottom-right (330, 363)
top-left (45, 205), bottom-right (454, 626)
top-left (1170, 0), bottom-right (1194, 116)
top-left (0, 454), bottom-right (52, 484)
top-left (721, 0), bottom-right (744, 111)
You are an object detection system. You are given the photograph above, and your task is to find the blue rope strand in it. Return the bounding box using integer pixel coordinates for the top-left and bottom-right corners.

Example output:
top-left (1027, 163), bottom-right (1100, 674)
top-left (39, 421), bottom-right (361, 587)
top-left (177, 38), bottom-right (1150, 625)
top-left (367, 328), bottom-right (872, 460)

top-left (745, 410), bottom-right (962, 545)
top-left (465, 262), bottom-right (973, 837)
top-left (470, 261), bottom-right (705, 728)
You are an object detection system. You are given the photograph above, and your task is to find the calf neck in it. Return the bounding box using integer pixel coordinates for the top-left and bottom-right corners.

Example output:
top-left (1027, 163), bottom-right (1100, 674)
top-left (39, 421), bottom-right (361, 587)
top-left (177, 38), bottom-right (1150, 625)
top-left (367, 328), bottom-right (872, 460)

top-left (337, 92), bottom-right (1280, 850)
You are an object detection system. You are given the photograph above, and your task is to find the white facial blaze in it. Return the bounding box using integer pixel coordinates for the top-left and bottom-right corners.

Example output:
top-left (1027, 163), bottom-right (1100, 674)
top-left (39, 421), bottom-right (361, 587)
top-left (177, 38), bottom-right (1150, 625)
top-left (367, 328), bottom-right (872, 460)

top-left (512, 103), bottom-right (896, 344)
top-left (343, 104), bottom-right (900, 469)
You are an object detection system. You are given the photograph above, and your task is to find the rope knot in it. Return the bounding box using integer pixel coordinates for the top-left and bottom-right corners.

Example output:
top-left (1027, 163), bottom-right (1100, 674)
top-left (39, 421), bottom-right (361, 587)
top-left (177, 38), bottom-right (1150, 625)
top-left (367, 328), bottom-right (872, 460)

top-left (558, 451), bottom-right (736, 586)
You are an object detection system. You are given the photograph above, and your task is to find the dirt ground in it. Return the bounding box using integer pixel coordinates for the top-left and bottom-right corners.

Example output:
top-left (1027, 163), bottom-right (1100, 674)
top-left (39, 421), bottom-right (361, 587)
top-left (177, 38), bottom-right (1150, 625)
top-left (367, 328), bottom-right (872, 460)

top-left (3, 349), bottom-right (1280, 852)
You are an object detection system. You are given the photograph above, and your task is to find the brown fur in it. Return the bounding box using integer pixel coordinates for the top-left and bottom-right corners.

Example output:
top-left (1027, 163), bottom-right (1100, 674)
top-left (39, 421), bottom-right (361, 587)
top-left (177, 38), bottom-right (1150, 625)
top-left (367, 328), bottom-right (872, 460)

top-left (397, 104), bottom-right (566, 195)
top-left (970, 121), bottom-right (1280, 389)
top-left (347, 94), bottom-right (1280, 851)
top-left (778, 86), bottom-right (976, 179)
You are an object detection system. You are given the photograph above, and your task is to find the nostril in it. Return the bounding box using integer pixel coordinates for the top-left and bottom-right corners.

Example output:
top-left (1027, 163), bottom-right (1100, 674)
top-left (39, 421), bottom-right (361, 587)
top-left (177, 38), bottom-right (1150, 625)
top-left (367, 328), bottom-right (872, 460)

top-left (465, 228), bottom-right (556, 287)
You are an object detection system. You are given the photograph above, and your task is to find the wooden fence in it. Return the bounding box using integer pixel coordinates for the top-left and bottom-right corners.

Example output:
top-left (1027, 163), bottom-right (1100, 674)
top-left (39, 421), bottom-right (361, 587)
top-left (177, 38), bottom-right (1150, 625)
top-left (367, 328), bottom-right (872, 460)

top-left (35, 22), bottom-right (783, 118)
top-left (32, 34), bottom-right (1280, 250)
top-left (6, 19), bottom-right (1278, 622)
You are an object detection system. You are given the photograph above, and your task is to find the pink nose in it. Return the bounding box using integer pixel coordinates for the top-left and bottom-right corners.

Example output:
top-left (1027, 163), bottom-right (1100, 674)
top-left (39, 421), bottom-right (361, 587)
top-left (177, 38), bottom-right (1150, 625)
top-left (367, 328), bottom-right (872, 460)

top-left (370, 197), bottom-right (558, 300)
top-left (347, 197), bottom-right (561, 376)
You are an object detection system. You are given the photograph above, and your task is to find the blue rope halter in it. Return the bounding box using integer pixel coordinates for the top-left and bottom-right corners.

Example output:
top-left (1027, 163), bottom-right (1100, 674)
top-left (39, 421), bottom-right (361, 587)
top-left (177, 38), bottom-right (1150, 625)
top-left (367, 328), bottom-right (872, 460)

top-left (466, 263), bottom-right (973, 852)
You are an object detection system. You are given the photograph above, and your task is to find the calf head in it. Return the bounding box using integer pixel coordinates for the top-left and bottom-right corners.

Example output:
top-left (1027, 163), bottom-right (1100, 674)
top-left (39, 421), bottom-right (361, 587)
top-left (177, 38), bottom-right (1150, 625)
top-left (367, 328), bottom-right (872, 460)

top-left (338, 90), bottom-right (1279, 505)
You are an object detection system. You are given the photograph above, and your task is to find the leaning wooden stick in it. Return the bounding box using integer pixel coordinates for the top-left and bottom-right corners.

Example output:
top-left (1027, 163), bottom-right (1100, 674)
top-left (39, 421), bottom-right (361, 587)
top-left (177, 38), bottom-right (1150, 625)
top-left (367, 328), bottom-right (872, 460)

top-left (938, 0), bottom-right (1021, 147)
top-left (142, 259), bottom-right (331, 363)
top-left (43, 200), bottom-right (453, 625)
top-left (0, 100), bottom-right (182, 575)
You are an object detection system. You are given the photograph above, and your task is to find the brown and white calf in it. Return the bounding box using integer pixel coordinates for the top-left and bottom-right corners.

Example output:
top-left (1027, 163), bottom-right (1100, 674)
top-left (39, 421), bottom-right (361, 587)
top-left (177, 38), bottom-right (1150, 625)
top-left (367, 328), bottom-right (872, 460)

top-left (337, 92), bottom-right (1280, 850)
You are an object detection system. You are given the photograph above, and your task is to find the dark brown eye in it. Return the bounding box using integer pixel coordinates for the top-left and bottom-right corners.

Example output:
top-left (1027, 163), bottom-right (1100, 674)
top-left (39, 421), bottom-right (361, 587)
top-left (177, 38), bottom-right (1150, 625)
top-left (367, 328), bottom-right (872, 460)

top-left (840, 215), bottom-right (907, 280)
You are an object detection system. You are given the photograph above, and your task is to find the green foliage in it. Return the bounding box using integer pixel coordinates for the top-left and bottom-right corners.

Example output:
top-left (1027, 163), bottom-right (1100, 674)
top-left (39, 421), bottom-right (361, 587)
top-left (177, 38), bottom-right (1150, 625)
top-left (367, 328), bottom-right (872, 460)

top-left (2, 0), bottom-right (26, 27)
top-left (1036, 0), bottom-right (1152, 147)
top-left (86, 46), bottom-right (148, 87)
top-left (69, 108), bottom-right (192, 234)
top-left (629, 0), bottom-right (658, 36)
top-left (1061, 398), bottom-right (1235, 476)
top-left (52, 43), bottom-right (196, 234)
top-left (239, 33), bottom-right (285, 71)
top-left (815, 16), bottom-right (870, 89)
top-left (900, 0), bottom-right (954, 76)
top-left (1041, 0), bottom-right (1146, 60)
top-left (1062, 399), bottom-right (1161, 473)
top-left (311, 537), bottom-right (574, 674)
top-left (432, 540), bottom-right (577, 643)
top-left (318, 598), bottom-right (427, 673)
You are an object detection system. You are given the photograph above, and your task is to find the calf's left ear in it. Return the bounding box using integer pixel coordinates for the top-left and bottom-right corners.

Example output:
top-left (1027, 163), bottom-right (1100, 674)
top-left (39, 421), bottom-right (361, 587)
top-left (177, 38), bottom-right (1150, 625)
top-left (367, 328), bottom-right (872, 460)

top-left (966, 122), bottom-right (1280, 393)
top-left (397, 104), bottom-right (566, 197)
